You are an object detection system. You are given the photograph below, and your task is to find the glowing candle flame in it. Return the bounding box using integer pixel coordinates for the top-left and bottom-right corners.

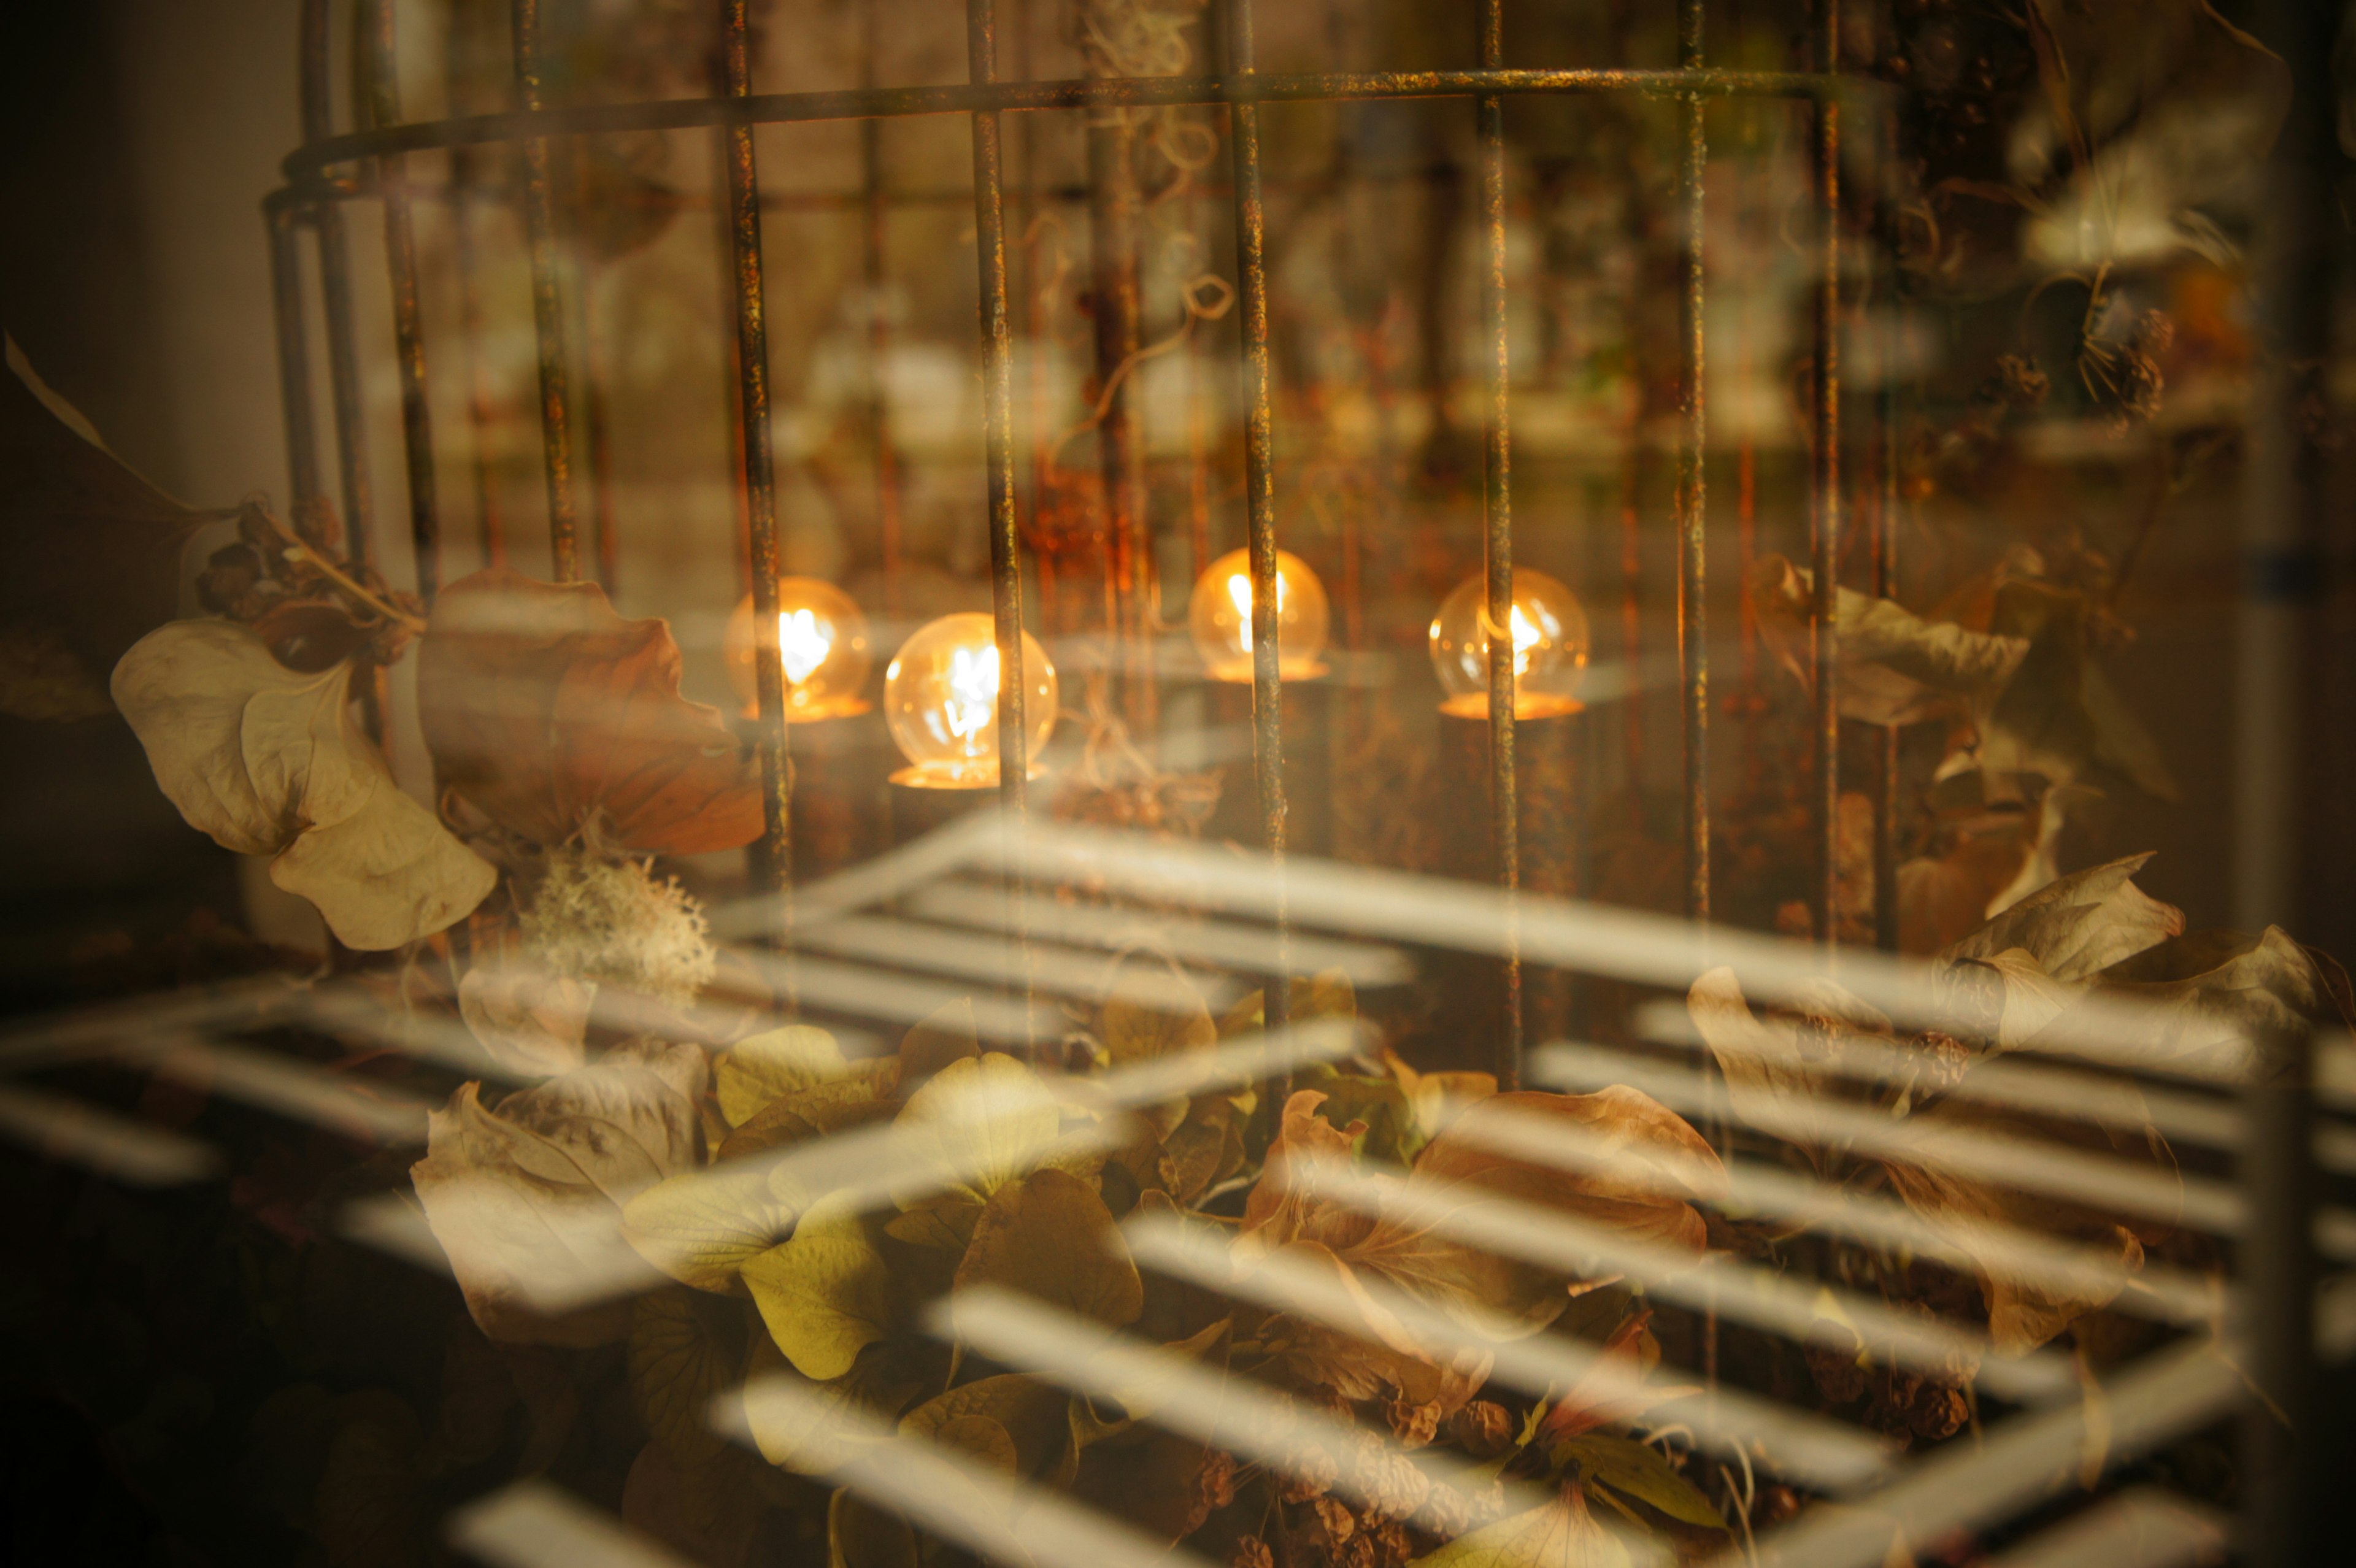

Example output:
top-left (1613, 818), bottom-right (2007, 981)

top-left (778, 609), bottom-right (833, 688)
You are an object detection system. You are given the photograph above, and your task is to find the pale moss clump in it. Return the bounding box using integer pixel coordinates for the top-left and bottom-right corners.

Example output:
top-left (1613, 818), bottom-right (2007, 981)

top-left (520, 847), bottom-right (716, 1007)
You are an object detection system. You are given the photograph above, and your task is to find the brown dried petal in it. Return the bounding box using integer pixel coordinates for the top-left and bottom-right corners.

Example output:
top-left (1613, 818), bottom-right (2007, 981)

top-left (1444, 1400), bottom-right (1514, 1460)
top-left (420, 569), bottom-right (763, 854)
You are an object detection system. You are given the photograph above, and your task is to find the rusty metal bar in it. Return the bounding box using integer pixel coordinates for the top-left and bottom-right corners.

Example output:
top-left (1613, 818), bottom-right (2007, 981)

top-left (266, 201), bottom-right (324, 526)
top-left (1809, 0), bottom-right (1841, 951)
top-left (513, 0), bottom-right (582, 579)
top-left (570, 266), bottom-right (620, 590)
top-left (863, 0), bottom-right (904, 615)
top-left (720, 0), bottom-right (795, 979)
top-left (1873, 91), bottom-right (1900, 953)
top-left (1084, 49), bottom-right (1155, 737)
top-left (449, 147), bottom-right (507, 568)
top-left (1225, 0), bottom-right (1291, 1050)
top-left (302, 0), bottom-right (374, 566)
top-left (1476, 0), bottom-right (1520, 1086)
top-left (366, 0), bottom-right (442, 598)
top-left (966, 0), bottom-right (1036, 1048)
top-left (285, 67), bottom-right (1834, 182)
top-left (1677, 0), bottom-right (1708, 929)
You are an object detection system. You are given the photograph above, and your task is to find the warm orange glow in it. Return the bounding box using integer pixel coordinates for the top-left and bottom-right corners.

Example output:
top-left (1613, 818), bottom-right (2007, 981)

top-left (723, 578), bottom-right (873, 721)
top-left (1428, 569), bottom-right (1590, 718)
top-left (883, 613), bottom-right (1059, 788)
top-left (1187, 547), bottom-right (1330, 682)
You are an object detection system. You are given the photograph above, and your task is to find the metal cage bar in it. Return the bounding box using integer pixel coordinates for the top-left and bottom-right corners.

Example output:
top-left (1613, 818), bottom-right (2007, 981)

top-left (301, 0), bottom-right (375, 567)
top-left (1809, 0), bottom-right (1842, 952)
top-left (720, 0), bottom-right (796, 986)
top-left (1677, 0), bottom-right (1709, 931)
top-left (1476, 0), bottom-right (1522, 1088)
top-left (365, 0), bottom-right (441, 598)
top-left (1224, 0), bottom-right (1292, 1055)
top-left (512, 0), bottom-right (582, 579)
top-left (964, 0), bottom-right (1035, 1043)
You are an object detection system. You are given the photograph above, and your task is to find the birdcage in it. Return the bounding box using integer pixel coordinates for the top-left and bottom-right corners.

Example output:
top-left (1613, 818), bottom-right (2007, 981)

top-left (1, 1), bottom-right (2341, 1564)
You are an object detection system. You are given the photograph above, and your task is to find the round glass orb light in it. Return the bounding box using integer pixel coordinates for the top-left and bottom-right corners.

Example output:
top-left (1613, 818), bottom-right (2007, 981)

top-left (1187, 547), bottom-right (1331, 682)
top-left (723, 578), bottom-right (873, 721)
top-left (1428, 568), bottom-right (1591, 718)
top-left (884, 613), bottom-right (1059, 788)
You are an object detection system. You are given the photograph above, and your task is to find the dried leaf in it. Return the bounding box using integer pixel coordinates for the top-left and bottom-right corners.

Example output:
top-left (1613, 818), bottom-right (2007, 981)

top-left (2079, 924), bottom-right (2349, 1078)
top-left (900, 999), bottom-right (981, 1086)
top-left (622, 1442), bottom-right (769, 1568)
top-left (737, 1337), bottom-right (918, 1476)
top-left (1687, 969), bottom-right (1894, 1164)
top-left (629, 1287), bottom-right (746, 1465)
top-left (114, 618), bottom-right (495, 948)
top-left (623, 1163), bottom-right (807, 1292)
top-left (418, 569), bottom-right (763, 853)
top-left (1414, 1091), bottom-right (1728, 1253)
top-left (717, 1024), bottom-right (853, 1128)
top-left (410, 1060), bottom-right (700, 1346)
top-left (1554, 1434), bottom-right (1725, 1531)
top-left (1407, 1487), bottom-right (1640, 1568)
top-left (458, 962), bottom-right (593, 1077)
top-left (885, 1053), bottom-right (1066, 1245)
top-left (829, 1485), bottom-right (919, 1568)
top-left (743, 1194), bottom-right (898, 1381)
top-left (720, 1066), bottom-right (902, 1162)
top-left (1880, 1088), bottom-right (2176, 1353)
top-left (951, 1167), bottom-right (1145, 1331)
top-left (1750, 554), bottom-right (2027, 728)
top-left (1, 336), bottom-right (203, 720)
top-left (899, 1373), bottom-right (1072, 1478)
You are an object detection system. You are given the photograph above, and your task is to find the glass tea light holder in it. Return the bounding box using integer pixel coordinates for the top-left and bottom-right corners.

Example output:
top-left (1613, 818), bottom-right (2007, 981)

top-left (883, 613), bottom-right (1059, 788)
top-left (1187, 547), bottom-right (1330, 682)
top-left (1428, 567), bottom-right (1590, 718)
top-left (723, 577), bottom-right (874, 721)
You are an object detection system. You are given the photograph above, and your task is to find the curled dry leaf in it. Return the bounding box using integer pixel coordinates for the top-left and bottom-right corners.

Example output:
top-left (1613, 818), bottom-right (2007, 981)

top-left (1750, 553), bottom-right (2028, 728)
top-left (418, 569), bottom-right (763, 854)
top-left (1750, 554), bottom-right (2176, 802)
top-left (112, 617), bottom-right (495, 949)
top-left (1414, 1091), bottom-right (1728, 1256)
top-left (458, 961), bottom-right (594, 1077)
top-left (410, 1045), bottom-right (704, 1346)
top-left (1406, 1485), bottom-right (1641, 1568)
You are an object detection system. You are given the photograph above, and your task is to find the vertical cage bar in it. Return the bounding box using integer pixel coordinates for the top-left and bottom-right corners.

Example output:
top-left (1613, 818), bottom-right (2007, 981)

top-left (514, 0), bottom-right (582, 579)
top-left (267, 200), bottom-right (325, 526)
top-left (573, 277), bottom-right (620, 589)
top-left (720, 0), bottom-right (795, 978)
top-left (1872, 83), bottom-right (1900, 952)
top-left (1225, 0), bottom-right (1292, 1048)
top-left (366, 0), bottom-right (442, 598)
top-left (1809, 1), bottom-right (1842, 951)
top-left (2241, 1024), bottom-right (2317, 1568)
top-left (1084, 53), bottom-right (1155, 736)
top-left (1676, 0), bottom-right (1709, 929)
top-left (863, 0), bottom-right (905, 617)
top-left (302, 0), bottom-right (375, 566)
top-left (966, 0), bottom-right (1036, 1045)
top-left (451, 148), bottom-right (507, 568)
top-left (1476, 0), bottom-right (1521, 1085)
